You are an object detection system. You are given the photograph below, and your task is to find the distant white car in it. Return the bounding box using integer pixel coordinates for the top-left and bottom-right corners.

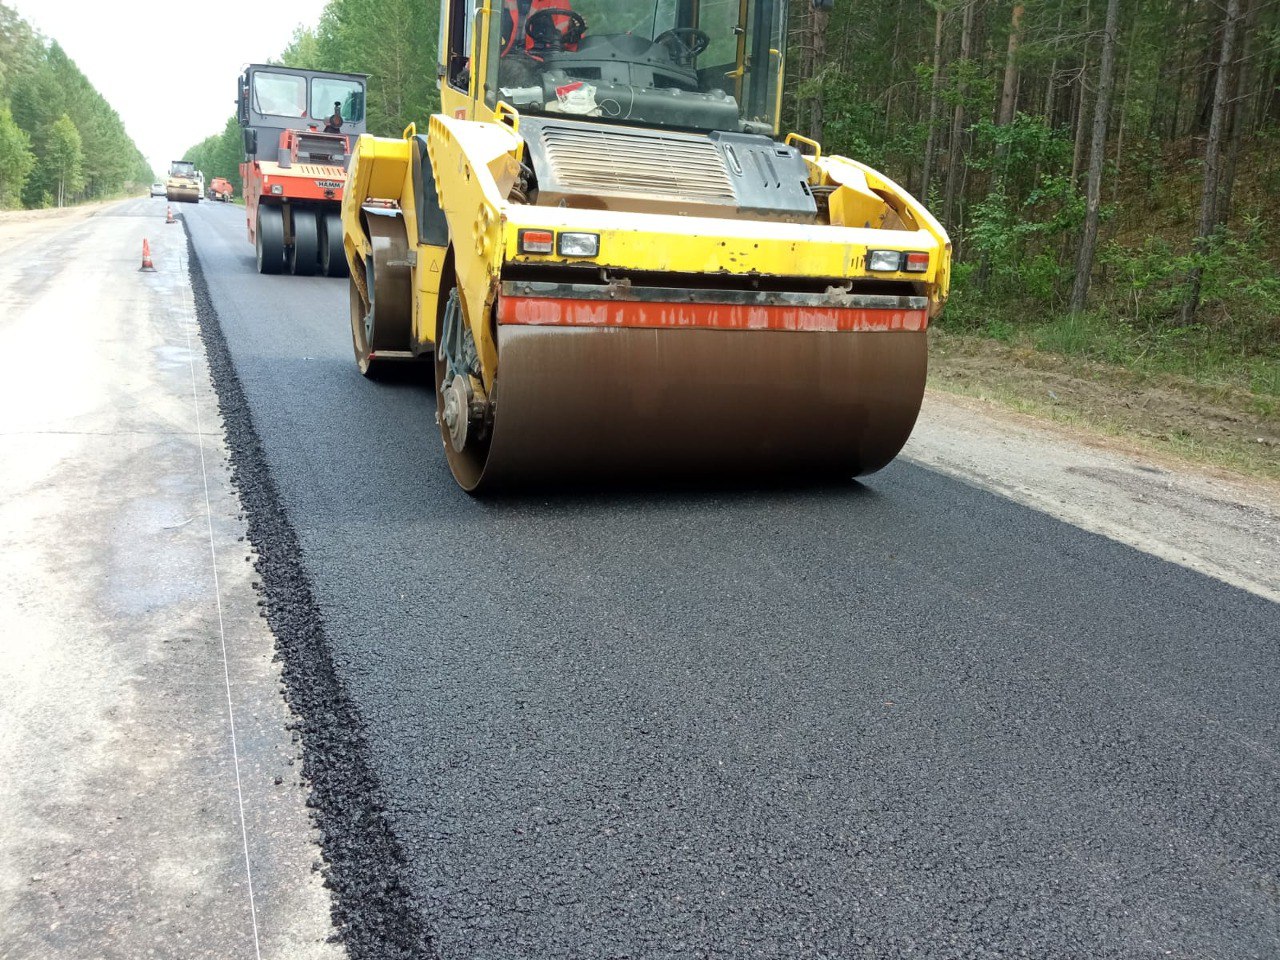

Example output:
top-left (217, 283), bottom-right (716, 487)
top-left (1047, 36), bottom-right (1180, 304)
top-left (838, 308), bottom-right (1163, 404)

top-left (149, 182), bottom-right (165, 197)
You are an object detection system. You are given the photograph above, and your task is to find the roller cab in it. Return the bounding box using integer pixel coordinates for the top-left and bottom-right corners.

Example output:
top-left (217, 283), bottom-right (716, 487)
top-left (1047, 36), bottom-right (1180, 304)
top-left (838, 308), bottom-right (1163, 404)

top-left (343, 0), bottom-right (950, 492)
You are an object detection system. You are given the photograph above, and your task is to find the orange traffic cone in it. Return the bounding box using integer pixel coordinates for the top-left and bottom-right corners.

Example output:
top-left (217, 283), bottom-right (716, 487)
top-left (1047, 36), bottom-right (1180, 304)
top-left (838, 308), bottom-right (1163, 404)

top-left (140, 238), bottom-right (155, 272)
top-left (165, 205), bottom-right (175, 224)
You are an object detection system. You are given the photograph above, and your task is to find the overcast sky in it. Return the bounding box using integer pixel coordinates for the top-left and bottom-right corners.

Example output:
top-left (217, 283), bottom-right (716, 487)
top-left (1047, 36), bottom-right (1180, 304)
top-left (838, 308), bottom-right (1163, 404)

top-left (11, 0), bottom-right (332, 177)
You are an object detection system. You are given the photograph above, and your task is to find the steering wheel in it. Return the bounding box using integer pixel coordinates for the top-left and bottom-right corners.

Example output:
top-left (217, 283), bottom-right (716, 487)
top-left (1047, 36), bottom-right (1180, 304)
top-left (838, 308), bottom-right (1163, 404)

top-left (526, 8), bottom-right (587, 52)
top-left (654, 27), bottom-right (711, 64)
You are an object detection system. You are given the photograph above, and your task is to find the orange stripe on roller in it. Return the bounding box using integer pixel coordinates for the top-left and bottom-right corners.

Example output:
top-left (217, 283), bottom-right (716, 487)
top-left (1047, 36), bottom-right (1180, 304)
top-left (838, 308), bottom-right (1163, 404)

top-left (498, 297), bottom-right (929, 332)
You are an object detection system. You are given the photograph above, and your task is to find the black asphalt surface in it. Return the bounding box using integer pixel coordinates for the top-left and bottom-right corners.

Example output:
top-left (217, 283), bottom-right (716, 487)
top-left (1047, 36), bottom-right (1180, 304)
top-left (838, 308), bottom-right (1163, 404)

top-left (180, 197), bottom-right (1280, 960)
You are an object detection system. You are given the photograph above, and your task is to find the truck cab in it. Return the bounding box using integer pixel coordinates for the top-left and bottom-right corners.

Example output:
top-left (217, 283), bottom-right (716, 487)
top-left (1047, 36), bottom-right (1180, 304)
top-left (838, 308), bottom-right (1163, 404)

top-left (209, 177), bottom-right (233, 202)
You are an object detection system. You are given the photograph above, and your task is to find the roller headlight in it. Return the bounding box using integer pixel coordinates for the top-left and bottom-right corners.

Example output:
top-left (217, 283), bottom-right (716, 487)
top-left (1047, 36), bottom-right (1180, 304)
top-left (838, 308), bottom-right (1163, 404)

top-left (558, 232), bottom-right (600, 258)
top-left (867, 249), bottom-right (902, 272)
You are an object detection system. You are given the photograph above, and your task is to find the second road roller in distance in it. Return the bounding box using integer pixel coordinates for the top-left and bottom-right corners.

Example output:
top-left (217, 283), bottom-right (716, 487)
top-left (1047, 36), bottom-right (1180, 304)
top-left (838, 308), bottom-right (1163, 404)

top-left (165, 160), bottom-right (201, 203)
top-left (237, 64), bottom-right (367, 276)
top-left (341, 0), bottom-right (951, 492)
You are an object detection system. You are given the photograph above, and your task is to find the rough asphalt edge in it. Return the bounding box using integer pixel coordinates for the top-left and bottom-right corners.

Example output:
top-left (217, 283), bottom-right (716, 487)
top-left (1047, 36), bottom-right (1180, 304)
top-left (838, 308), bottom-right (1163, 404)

top-left (183, 220), bottom-right (437, 960)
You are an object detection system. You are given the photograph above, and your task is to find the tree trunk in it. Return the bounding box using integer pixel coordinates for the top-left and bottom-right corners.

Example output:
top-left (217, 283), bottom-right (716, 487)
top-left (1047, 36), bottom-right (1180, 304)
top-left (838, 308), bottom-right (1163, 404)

top-left (1259, 1), bottom-right (1280, 130)
top-left (978, 3), bottom-right (1025, 291)
top-left (1070, 0), bottom-right (1093, 185)
top-left (1219, 0), bottom-right (1257, 223)
top-left (1043, 2), bottom-right (1065, 123)
top-left (885, 0), bottom-right (904, 138)
top-left (1195, 16), bottom-right (1224, 133)
top-left (1068, 0), bottom-right (1121, 314)
top-left (1070, 68), bottom-right (1090, 183)
top-left (1113, 16), bottom-right (1139, 189)
top-left (789, 0), bottom-right (814, 133)
top-left (998, 4), bottom-right (1025, 127)
top-left (1182, 0), bottom-right (1243, 323)
top-left (942, 0), bottom-right (975, 231)
top-left (808, 6), bottom-right (830, 141)
top-left (1149, 5), bottom-right (1170, 138)
top-left (920, 3), bottom-right (946, 200)
top-left (1170, 0), bottom-right (1190, 139)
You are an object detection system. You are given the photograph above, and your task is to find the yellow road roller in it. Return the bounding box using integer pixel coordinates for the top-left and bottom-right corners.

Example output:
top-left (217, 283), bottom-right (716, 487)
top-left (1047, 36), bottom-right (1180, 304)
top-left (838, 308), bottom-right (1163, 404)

top-left (166, 160), bottom-right (201, 204)
top-left (342, 0), bottom-right (950, 492)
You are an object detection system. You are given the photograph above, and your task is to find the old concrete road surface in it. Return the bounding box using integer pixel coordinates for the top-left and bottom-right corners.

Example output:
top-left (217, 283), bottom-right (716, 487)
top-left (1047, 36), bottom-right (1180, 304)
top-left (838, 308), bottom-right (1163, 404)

top-left (0, 198), bottom-right (338, 960)
top-left (182, 197), bottom-right (1280, 960)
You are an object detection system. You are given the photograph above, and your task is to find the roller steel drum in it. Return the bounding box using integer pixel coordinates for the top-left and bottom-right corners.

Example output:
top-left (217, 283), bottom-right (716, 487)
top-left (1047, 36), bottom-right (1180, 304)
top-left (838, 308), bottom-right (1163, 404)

top-left (439, 292), bottom-right (929, 492)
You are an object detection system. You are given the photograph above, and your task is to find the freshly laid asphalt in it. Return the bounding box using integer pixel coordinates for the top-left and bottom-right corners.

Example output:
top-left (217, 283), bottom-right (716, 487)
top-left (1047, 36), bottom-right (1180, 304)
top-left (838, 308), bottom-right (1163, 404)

top-left (183, 199), bottom-right (1279, 960)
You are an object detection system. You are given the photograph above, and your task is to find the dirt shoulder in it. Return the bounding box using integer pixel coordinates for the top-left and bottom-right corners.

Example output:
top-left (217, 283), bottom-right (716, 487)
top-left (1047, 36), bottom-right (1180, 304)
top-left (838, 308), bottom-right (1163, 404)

top-left (907, 336), bottom-right (1279, 603)
top-left (929, 332), bottom-right (1279, 482)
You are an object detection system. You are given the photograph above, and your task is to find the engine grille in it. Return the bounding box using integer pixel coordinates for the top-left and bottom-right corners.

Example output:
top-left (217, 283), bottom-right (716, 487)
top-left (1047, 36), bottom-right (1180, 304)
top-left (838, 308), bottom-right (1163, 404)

top-left (537, 124), bottom-right (735, 204)
top-left (296, 134), bottom-right (345, 164)
top-left (298, 164), bottom-right (346, 177)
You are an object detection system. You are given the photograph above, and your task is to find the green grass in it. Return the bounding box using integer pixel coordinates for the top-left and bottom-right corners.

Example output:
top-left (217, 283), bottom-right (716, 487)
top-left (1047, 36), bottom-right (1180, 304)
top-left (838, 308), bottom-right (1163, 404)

top-left (942, 307), bottom-right (1280, 404)
top-left (929, 323), bottom-right (1280, 481)
top-left (940, 133), bottom-right (1280, 410)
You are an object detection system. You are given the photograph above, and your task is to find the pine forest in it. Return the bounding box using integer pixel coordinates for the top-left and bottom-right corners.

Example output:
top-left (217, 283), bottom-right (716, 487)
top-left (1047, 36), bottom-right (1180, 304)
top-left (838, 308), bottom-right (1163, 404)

top-left (0, 4), bottom-right (153, 209)
top-left (175, 0), bottom-right (1280, 426)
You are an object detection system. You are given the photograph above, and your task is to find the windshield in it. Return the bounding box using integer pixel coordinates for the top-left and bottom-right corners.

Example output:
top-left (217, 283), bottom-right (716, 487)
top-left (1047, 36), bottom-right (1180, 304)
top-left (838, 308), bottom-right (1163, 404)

top-left (485, 0), bottom-right (788, 134)
top-left (170, 161), bottom-right (195, 177)
top-left (253, 71), bottom-right (307, 119)
top-left (311, 78), bottom-right (365, 123)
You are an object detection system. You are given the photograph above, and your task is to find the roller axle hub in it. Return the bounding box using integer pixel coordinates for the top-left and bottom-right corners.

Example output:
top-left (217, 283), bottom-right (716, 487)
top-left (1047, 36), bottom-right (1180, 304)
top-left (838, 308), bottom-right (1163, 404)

top-left (441, 375), bottom-right (479, 453)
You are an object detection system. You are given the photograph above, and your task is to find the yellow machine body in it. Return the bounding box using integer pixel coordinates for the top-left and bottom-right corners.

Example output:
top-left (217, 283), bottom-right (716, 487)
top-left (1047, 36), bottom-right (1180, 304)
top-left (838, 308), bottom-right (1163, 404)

top-left (342, 0), bottom-right (950, 491)
top-left (166, 159), bottom-right (201, 204)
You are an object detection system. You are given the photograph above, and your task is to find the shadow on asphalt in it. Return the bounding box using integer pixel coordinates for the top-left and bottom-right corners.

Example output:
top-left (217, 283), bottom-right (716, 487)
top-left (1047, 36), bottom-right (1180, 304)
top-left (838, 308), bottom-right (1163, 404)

top-left (474, 474), bottom-right (882, 505)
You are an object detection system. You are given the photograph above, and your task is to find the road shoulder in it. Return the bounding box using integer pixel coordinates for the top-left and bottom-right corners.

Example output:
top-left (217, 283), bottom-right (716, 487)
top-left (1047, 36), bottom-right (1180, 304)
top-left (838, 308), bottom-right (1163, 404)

top-left (906, 388), bottom-right (1280, 603)
top-left (930, 331), bottom-right (1278, 479)
top-left (0, 199), bottom-right (340, 960)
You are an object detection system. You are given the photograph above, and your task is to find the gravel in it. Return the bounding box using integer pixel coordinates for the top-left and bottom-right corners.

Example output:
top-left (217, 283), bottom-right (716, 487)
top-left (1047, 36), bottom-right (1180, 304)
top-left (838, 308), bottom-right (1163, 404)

top-left (186, 220), bottom-right (435, 960)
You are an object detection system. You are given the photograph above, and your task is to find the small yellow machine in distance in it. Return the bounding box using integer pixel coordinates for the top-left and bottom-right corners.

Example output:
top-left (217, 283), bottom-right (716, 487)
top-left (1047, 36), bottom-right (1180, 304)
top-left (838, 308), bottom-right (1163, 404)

top-left (342, 0), bottom-right (950, 492)
top-left (166, 160), bottom-right (201, 204)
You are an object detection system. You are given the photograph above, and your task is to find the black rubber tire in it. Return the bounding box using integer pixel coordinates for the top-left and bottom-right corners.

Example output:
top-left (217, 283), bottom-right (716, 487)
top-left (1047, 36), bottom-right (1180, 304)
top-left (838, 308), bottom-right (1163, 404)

top-left (320, 211), bottom-right (349, 278)
top-left (290, 208), bottom-right (319, 276)
top-left (255, 205), bottom-right (285, 275)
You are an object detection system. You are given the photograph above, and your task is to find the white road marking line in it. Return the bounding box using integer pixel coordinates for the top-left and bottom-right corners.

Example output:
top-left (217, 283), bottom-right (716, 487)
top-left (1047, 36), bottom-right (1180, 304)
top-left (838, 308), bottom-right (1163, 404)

top-left (182, 261), bottom-right (264, 960)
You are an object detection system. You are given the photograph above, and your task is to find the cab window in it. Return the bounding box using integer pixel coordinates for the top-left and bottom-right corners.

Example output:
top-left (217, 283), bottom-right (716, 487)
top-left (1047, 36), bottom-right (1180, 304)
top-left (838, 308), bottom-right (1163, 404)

top-left (253, 72), bottom-right (307, 118)
top-left (311, 78), bottom-right (365, 123)
top-left (445, 0), bottom-right (478, 92)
